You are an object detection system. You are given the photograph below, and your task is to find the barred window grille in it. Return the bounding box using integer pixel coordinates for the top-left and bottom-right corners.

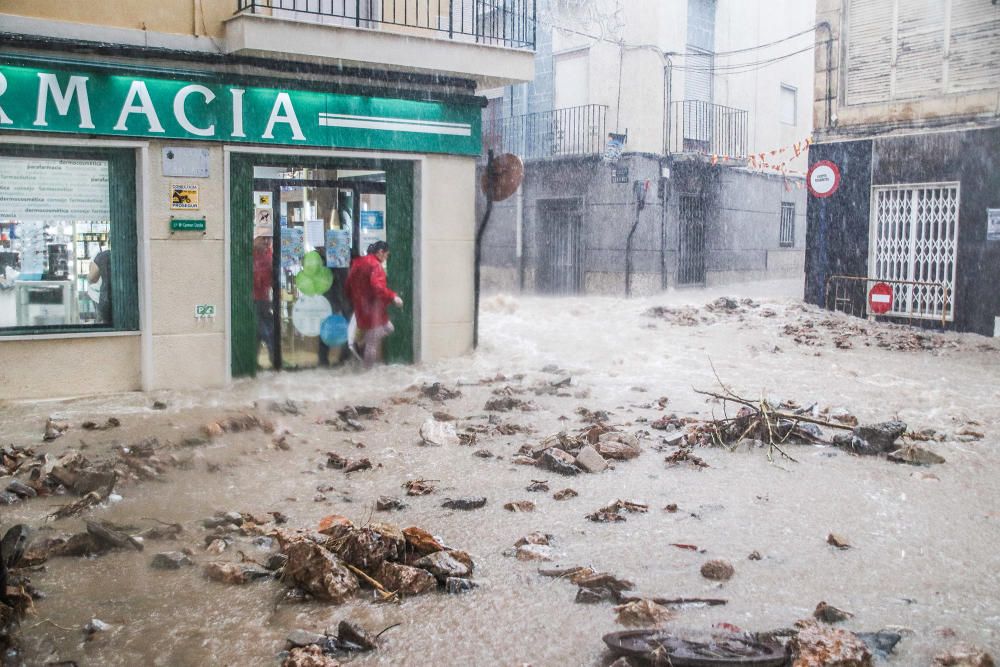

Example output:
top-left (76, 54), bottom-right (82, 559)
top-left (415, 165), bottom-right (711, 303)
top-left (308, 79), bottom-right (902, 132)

top-left (779, 202), bottom-right (795, 247)
top-left (869, 183), bottom-right (959, 321)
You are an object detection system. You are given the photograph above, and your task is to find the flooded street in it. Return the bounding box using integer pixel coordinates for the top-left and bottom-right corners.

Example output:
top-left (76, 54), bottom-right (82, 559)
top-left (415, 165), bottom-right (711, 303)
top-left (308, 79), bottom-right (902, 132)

top-left (4, 280), bottom-right (999, 666)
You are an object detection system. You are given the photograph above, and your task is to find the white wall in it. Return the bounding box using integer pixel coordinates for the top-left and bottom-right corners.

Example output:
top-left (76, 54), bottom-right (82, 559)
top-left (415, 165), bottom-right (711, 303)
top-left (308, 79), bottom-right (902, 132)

top-left (542, 0), bottom-right (815, 161)
top-left (713, 0), bottom-right (815, 170)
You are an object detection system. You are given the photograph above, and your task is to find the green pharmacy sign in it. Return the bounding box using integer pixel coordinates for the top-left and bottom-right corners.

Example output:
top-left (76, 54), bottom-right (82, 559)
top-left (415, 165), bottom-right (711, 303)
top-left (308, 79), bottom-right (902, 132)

top-left (0, 57), bottom-right (481, 156)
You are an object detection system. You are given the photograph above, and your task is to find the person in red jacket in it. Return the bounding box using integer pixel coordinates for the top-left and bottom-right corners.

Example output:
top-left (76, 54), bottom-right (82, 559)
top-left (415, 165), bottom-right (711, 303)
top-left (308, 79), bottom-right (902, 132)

top-left (346, 241), bottom-right (403, 368)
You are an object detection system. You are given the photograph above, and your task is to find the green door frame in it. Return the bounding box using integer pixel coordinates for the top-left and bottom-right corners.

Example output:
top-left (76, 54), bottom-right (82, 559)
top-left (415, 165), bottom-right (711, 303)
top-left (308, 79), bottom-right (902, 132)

top-left (230, 153), bottom-right (414, 377)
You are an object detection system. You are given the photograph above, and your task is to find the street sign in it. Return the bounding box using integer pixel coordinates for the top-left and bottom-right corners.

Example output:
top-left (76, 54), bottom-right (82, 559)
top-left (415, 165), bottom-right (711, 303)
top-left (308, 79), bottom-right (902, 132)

top-left (807, 160), bottom-right (841, 198)
top-left (868, 282), bottom-right (893, 315)
top-left (170, 218), bottom-right (206, 231)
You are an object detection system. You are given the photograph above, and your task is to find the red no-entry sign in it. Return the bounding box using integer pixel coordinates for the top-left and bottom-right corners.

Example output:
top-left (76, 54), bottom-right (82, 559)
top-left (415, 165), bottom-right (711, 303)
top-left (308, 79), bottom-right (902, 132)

top-left (868, 282), bottom-right (894, 314)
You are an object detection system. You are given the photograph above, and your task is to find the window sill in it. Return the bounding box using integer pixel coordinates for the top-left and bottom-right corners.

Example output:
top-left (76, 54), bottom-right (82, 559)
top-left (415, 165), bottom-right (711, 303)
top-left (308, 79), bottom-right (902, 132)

top-left (0, 330), bottom-right (140, 342)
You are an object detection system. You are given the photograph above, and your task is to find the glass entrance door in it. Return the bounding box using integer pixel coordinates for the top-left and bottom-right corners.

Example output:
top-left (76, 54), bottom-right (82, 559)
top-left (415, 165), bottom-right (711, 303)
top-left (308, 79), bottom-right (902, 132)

top-left (252, 169), bottom-right (386, 371)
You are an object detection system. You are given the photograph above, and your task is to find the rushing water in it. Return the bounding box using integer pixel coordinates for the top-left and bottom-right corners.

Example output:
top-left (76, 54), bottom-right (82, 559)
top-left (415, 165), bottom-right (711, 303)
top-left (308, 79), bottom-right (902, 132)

top-left (4, 280), bottom-right (999, 666)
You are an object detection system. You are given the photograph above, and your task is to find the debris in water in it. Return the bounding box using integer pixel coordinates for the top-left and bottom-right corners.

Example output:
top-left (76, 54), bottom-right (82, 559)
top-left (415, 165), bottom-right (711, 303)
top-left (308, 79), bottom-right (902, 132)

top-left (83, 618), bottom-right (112, 636)
top-left (403, 479), bottom-right (437, 496)
top-left (202, 413), bottom-right (275, 437)
top-left (282, 645), bottom-right (341, 667)
top-left (441, 497), bottom-right (486, 511)
top-left (419, 418), bottom-right (460, 446)
top-left (932, 644), bottom-right (995, 666)
top-left (484, 396), bottom-right (536, 412)
top-left (503, 500), bottom-right (535, 512)
top-left (375, 496), bottom-right (405, 511)
top-left (814, 601), bottom-right (854, 623)
top-left (887, 444), bottom-right (946, 465)
top-left (526, 480), bottom-right (549, 492)
top-left (419, 382), bottom-right (462, 401)
top-left (586, 499), bottom-right (648, 523)
top-left (790, 619), bottom-right (873, 666)
top-left (81, 417), bottom-right (121, 431)
top-left (614, 599), bottom-right (676, 627)
top-left (150, 552), bottom-right (193, 570)
top-left (515, 544), bottom-right (554, 561)
top-left (203, 561), bottom-right (272, 585)
top-left (700, 559), bottom-right (735, 581)
top-left (603, 628), bottom-right (786, 665)
top-left (827, 533), bottom-right (852, 549)
top-left (342, 458), bottom-right (372, 473)
top-left (280, 539), bottom-right (360, 602)
top-left (43, 418), bottom-right (68, 442)
top-left (553, 488), bottom-right (578, 501)
top-left (664, 448), bottom-right (709, 469)
top-left (748, 550), bottom-right (762, 561)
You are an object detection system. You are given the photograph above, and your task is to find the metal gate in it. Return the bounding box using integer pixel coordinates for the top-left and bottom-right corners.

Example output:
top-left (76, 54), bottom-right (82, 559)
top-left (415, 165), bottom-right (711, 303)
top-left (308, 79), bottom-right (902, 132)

top-left (535, 198), bottom-right (583, 294)
top-left (678, 193), bottom-right (706, 285)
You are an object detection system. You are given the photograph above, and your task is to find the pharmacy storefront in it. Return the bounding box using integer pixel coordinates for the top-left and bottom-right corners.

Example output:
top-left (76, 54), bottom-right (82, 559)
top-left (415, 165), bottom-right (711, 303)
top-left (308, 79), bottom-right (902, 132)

top-left (0, 55), bottom-right (481, 399)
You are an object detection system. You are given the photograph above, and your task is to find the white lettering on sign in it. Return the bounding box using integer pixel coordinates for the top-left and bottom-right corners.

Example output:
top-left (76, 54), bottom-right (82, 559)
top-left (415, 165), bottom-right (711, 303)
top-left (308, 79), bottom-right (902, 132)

top-left (173, 84), bottom-right (215, 137)
top-left (0, 73), bottom-right (13, 125)
top-left (114, 81), bottom-right (165, 133)
top-left (34, 73), bottom-right (95, 129)
top-left (230, 88), bottom-right (246, 138)
top-left (262, 93), bottom-right (305, 141)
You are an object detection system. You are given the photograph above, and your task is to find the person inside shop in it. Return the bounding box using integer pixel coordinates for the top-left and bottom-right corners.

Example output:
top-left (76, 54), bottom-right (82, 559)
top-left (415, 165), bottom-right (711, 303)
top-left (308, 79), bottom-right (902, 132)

top-left (253, 230), bottom-right (277, 368)
top-left (346, 240), bottom-right (402, 369)
top-left (87, 248), bottom-right (112, 325)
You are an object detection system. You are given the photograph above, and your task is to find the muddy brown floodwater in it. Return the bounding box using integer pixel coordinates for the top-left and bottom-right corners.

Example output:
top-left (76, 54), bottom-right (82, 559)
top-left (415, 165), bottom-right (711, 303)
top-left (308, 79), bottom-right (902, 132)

top-left (2, 280), bottom-right (999, 666)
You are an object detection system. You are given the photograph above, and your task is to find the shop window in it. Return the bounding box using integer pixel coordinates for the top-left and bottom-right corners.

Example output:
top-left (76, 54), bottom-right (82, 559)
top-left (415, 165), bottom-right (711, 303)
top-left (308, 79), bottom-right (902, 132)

top-left (0, 147), bottom-right (137, 334)
top-left (779, 202), bottom-right (795, 247)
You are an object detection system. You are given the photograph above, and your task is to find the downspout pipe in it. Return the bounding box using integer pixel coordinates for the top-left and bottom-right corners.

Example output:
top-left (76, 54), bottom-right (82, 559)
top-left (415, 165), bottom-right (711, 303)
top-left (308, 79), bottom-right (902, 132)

top-left (816, 21), bottom-right (834, 128)
top-left (625, 179), bottom-right (649, 297)
top-left (474, 150), bottom-right (495, 349)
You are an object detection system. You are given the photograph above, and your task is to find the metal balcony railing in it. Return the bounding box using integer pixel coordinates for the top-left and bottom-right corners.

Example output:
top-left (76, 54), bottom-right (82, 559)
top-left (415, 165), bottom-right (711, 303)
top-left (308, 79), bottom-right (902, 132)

top-left (236, 0), bottom-right (536, 49)
top-left (482, 104), bottom-right (607, 160)
top-left (666, 100), bottom-right (748, 158)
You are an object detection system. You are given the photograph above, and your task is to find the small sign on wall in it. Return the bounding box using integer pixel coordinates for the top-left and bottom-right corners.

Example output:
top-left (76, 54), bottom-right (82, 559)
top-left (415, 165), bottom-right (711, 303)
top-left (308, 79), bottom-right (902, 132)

top-left (170, 184), bottom-right (200, 210)
top-left (987, 208), bottom-right (1000, 241)
top-left (162, 147), bottom-right (210, 178)
top-left (195, 304), bottom-right (216, 319)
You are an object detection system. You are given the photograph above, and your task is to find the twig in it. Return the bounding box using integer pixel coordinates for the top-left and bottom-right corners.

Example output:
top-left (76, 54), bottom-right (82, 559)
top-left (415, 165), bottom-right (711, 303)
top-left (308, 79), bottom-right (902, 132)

top-left (374, 623), bottom-right (401, 640)
top-left (344, 563), bottom-right (397, 602)
top-left (31, 618), bottom-right (75, 632)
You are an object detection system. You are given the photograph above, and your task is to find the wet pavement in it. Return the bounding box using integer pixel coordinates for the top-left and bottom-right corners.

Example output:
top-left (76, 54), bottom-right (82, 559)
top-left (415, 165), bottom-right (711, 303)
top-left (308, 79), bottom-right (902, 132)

top-left (2, 280), bottom-right (999, 666)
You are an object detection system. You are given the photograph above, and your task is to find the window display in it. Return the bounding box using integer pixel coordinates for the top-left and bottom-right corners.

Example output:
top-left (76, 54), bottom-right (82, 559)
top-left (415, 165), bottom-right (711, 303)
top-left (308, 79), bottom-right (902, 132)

top-left (0, 156), bottom-right (112, 329)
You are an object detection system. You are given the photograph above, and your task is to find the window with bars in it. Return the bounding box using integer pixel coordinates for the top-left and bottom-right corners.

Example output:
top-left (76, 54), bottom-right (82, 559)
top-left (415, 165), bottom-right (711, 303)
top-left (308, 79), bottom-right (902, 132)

top-left (869, 183), bottom-right (959, 321)
top-left (779, 202), bottom-right (795, 247)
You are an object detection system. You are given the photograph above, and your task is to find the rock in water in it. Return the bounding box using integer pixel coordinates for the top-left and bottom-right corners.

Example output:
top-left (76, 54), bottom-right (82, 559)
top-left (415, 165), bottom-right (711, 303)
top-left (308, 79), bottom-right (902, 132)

top-left (282, 540), bottom-right (359, 603)
top-left (376, 562), bottom-right (437, 596)
top-left (575, 445), bottom-right (608, 473)
top-left (933, 644), bottom-right (995, 666)
top-left (853, 421), bottom-right (907, 452)
top-left (888, 444), bottom-right (946, 465)
top-left (441, 497), bottom-right (487, 511)
top-left (814, 601), bottom-right (854, 623)
top-left (700, 559), bottom-right (735, 581)
top-left (151, 551), bottom-right (192, 570)
top-left (412, 551), bottom-right (469, 582)
top-left (282, 645), bottom-right (341, 667)
top-left (203, 561), bottom-right (271, 584)
top-left (614, 599), bottom-right (676, 627)
top-left (540, 449), bottom-right (580, 475)
top-left (791, 619), bottom-right (873, 667)
top-left (419, 418), bottom-right (460, 446)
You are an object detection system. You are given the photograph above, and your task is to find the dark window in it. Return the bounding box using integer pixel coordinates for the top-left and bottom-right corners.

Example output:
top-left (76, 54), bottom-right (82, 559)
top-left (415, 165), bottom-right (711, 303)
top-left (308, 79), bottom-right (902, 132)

top-left (780, 202), bottom-right (795, 247)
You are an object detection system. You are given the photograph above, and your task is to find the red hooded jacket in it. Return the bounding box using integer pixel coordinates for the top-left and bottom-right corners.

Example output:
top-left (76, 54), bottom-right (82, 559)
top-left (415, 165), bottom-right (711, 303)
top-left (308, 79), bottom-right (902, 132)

top-left (346, 253), bottom-right (397, 329)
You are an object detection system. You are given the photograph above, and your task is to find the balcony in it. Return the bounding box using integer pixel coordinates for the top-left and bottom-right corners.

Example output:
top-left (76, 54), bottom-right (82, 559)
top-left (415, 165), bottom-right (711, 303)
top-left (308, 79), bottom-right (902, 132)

top-left (482, 104), bottom-right (608, 161)
top-left (225, 0), bottom-right (536, 87)
top-left (666, 100), bottom-right (748, 158)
